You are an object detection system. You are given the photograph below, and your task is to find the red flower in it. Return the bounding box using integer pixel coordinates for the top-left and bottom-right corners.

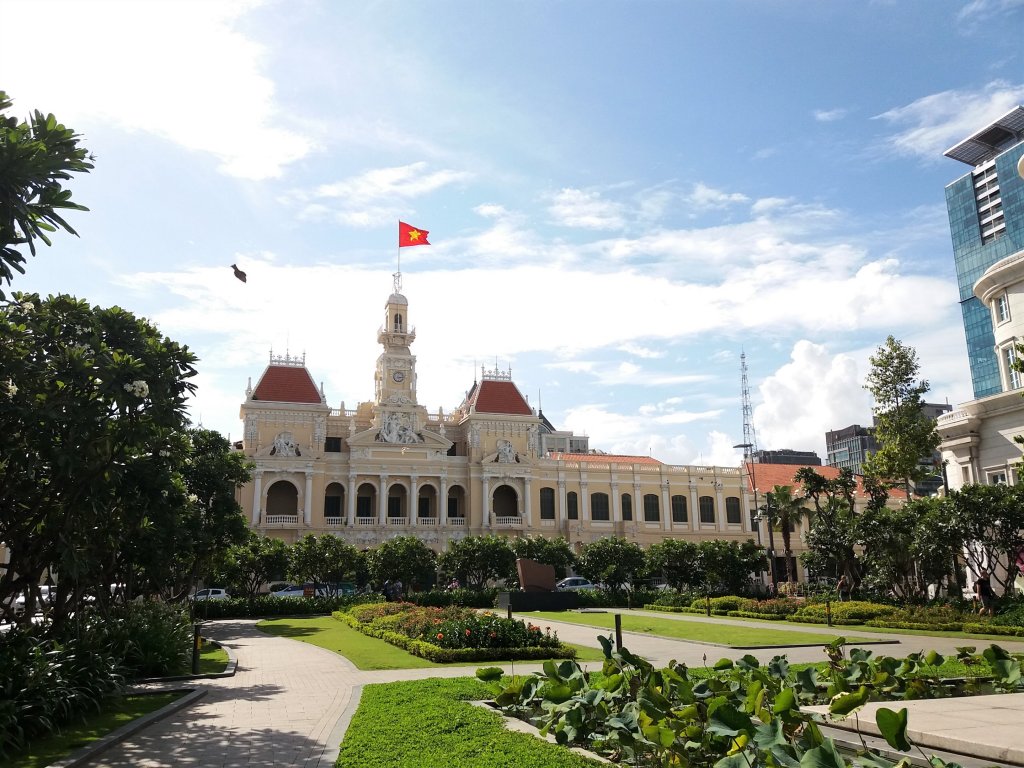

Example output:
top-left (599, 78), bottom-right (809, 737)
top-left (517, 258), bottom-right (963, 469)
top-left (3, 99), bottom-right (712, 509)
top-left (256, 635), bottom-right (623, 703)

top-left (436, 633), bottom-right (443, 640)
top-left (465, 629), bottom-right (472, 637)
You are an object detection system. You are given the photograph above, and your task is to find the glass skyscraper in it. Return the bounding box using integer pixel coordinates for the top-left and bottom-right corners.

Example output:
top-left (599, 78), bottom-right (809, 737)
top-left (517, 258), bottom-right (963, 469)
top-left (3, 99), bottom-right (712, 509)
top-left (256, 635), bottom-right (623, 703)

top-left (945, 107), bottom-right (1024, 398)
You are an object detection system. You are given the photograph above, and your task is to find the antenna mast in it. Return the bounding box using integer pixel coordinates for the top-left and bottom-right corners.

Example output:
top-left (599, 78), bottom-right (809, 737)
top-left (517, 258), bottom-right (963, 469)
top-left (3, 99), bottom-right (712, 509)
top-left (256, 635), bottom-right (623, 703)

top-left (741, 350), bottom-right (759, 458)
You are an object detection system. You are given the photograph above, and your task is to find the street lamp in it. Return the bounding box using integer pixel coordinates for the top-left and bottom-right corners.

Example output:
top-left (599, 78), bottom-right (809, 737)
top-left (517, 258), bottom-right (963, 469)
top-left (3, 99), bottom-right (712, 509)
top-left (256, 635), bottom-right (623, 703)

top-left (734, 442), bottom-right (771, 594)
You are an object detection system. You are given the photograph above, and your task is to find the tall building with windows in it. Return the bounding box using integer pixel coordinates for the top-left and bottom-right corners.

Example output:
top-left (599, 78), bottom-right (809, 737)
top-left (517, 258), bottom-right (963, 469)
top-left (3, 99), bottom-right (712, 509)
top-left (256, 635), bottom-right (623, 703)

top-left (825, 425), bottom-right (878, 475)
top-left (939, 107), bottom-right (1024, 491)
top-left (944, 106), bottom-right (1024, 398)
top-left (236, 278), bottom-right (760, 554)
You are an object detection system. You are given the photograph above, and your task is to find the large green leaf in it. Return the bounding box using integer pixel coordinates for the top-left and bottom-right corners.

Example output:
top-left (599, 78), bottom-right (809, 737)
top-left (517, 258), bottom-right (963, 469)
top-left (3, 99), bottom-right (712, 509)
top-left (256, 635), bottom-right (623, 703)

top-left (828, 686), bottom-right (869, 718)
top-left (875, 707), bottom-right (911, 752)
top-left (799, 738), bottom-right (846, 768)
top-left (708, 703), bottom-right (753, 738)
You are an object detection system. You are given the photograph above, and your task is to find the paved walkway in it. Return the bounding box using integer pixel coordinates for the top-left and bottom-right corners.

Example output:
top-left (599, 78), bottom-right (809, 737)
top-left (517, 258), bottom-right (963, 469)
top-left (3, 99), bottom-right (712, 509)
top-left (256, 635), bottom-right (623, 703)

top-left (84, 613), bottom-right (1024, 767)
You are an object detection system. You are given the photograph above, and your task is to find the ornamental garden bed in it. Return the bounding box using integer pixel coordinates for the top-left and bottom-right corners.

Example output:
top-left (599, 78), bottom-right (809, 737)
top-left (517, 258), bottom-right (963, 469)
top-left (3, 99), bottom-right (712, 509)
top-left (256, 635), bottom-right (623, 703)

top-left (334, 602), bottom-right (577, 663)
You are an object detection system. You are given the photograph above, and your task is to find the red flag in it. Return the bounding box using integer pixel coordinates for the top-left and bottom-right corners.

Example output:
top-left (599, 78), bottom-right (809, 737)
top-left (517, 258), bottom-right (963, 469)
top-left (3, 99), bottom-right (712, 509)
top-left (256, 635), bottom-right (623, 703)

top-left (398, 221), bottom-right (430, 247)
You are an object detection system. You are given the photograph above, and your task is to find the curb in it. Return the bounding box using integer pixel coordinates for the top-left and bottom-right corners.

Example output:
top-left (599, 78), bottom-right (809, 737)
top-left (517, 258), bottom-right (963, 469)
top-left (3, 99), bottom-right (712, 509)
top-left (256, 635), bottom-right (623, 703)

top-left (46, 687), bottom-right (206, 768)
top-left (133, 639), bottom-right (238, 683)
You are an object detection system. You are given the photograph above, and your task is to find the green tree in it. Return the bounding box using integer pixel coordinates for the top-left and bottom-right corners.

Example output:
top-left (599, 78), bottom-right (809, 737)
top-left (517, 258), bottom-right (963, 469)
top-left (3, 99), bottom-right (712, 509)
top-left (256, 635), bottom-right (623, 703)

top-left (854, 504), bottom-right (919, 599)
top-left (438, 535), bottom-right (515, 590)
top-left (0, 91), bottom-right (93, 298)
top-left (289, 534), bottom-right (359, 594)
top-left (575, 537), bottom-right (646, 595)
top-left (697, 539), bottom-right (766, 596)
top-left (368, 536), bottom-right (437, 594)
top-left (220, 532), bottom-right (290, 598)
top-left (795, 467), bottom-right (860, 586)
top-left (0, 294), bottom-right (197, 630)
top-left (948, 483), bottom-right (1024, 594)
top-left (863, 335), bottom-right (939, 499)
top-left (645, 539), bottom-right (700, 592)
top-left (507, 536), bottom-right (575, 584)
top-left (765, 485), bottom-right (809, 585)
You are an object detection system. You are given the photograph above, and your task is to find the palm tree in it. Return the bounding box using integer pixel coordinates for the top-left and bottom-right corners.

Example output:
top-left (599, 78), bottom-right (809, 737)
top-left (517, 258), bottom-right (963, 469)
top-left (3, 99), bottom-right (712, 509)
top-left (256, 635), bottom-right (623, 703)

top-left (767, 484), bottom-right (809, 585)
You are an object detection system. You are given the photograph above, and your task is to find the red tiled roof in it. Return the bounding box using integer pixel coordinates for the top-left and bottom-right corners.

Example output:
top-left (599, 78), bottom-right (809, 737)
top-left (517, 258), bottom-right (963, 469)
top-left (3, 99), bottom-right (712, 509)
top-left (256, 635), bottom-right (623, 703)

top-left (742, 462), bottom-right (902, 499)
top-left (549, 452), bottom-right (662, 465)
top-left (252, 365), bottom-right (322, 404)
top-left (469, 380), bottom-right (533, 416)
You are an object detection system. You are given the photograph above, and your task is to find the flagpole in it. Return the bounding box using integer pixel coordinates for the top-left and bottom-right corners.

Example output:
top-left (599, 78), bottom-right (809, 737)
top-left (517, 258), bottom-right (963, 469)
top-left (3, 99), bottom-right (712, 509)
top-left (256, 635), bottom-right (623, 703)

top-left (394, 219), bottom-right (402, 294)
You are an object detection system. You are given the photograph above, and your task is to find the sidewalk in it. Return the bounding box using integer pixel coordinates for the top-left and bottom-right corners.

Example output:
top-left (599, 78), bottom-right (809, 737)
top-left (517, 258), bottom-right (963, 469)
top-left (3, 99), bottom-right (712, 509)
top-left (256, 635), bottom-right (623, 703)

top-left (83, 613), bottom-right (1024, 767)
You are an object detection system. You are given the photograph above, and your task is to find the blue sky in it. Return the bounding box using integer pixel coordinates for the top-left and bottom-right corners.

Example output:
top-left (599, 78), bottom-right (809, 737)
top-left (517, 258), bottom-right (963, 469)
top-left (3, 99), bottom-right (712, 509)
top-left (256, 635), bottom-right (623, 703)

top-left (3, 0), bottom-right (1024, 465)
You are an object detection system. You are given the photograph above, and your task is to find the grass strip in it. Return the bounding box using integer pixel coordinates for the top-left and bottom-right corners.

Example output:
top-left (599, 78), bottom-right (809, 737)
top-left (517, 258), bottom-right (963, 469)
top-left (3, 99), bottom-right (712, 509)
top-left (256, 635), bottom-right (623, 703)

top-left (8, 692), bottom-right (183, 768)
top-left (196, 643), bottom-right (230, 674)
top-left (257, 616), bottom-right (603, 670)
top-left (523, 611), bottom-right (871, 647)
top-left (336, 676), bottom-right (602, 767)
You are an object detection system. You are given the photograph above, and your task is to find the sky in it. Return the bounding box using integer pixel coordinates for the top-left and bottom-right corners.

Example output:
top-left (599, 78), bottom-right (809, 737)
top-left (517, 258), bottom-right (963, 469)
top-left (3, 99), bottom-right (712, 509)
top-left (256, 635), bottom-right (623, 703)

top-left (3, 0), bottom-right (1024, 466)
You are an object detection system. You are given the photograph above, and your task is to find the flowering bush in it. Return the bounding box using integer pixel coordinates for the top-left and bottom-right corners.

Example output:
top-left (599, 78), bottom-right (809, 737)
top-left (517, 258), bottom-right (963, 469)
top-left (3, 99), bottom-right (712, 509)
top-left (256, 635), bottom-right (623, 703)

top-left (736, 598), bottom-right (799, 617)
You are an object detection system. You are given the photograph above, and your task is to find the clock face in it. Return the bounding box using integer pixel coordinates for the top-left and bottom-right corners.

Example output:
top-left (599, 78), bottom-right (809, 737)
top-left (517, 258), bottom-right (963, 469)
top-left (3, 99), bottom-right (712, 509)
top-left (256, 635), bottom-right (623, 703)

top-left (392, 370), bottom-right (405, 383)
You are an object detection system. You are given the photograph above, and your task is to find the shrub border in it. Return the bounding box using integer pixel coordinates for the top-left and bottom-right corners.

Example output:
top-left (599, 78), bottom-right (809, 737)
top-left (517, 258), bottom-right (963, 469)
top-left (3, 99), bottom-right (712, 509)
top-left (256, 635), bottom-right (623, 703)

top-left (333, 611), bottom-right (577, 663)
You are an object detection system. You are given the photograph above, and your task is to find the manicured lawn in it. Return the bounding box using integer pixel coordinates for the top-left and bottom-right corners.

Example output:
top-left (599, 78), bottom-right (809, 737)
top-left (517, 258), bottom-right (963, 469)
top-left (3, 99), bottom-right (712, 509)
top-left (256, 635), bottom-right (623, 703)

top-left (336, 677), bottom-right (602, 767)
top-left (257, 616), bottom-right (604, 670)
top-left (8, 692), bottom-right (183, 768)
top-left (197, 642), bottom-right (230, 674)
top-left (524, 611), bottom-right (871, 647)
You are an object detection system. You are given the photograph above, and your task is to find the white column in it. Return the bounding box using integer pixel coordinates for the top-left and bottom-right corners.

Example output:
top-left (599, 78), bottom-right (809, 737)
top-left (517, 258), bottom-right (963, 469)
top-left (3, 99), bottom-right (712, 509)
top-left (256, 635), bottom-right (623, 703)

top-left (410, 476), bottom-right (419, 526)
top-left (523, 477), bottom-right (532, 526)
top-left (715, 482), bottom-right (726, 532)
top-left (304, 470), bottom-right (313, 526)
top-left (689, 482), bottom-right (699, 530)
top-left (742, 488), bottom-right (752, 532)
top-left (440, 474), bottom-right (448, 526)
top-left (378, 474), bottom-right (388, 525)
top-left (580, 481), bottom-right (589, 522)
top-left (558, 479), bottom-right (567, 523)
top-left (611, 482), bottom-right (620, 522)
top-left (482, 475), bottom-right (491, 528)
top-left (252, 471), bottom-right (263, 525)
top-left (346, 473), bottom-right (356, 526)
top-left (660, 481), bottom-right (670, 532)
top-left (633, 483), bottom-right (642, 522)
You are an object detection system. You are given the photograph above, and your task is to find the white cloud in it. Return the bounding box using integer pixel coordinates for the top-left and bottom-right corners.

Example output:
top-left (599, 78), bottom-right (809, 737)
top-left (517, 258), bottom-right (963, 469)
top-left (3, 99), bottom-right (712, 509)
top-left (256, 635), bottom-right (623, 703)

top-left (958, 0), bottom-right (1024, 24)
top-left (548, 188), bottom-right (628, 230)
top-left (688, 182), bottom-right (749, 209)
top-left (813, 107), bottom-right (849, 122)
top-left (0, 0), bottom-right (312, 180)
top-left (618, 343), bottom-right (666, 359)
top-left (474, 203), bottom-right (510, 218)
top-left (874, 81), bottom-right (1024, 160)
top-left (753, 341), bottom-right (872, 459)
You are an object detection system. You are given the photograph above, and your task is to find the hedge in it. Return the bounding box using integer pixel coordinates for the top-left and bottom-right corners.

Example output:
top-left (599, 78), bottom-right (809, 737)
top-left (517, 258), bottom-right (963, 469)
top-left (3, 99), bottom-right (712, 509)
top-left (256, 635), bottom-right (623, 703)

top-left (961, 623), bottom-right (1024, 637)
top-left (728, 611), bottom-right (788, 621)
top-left (403, 588), bottom-right (498, 608)
top-left (864, 619), bottom-right (964, 632)
top-left (193, 593), bottom-right (382, 619)
top-left (333, 611), bottom-right (577, 662)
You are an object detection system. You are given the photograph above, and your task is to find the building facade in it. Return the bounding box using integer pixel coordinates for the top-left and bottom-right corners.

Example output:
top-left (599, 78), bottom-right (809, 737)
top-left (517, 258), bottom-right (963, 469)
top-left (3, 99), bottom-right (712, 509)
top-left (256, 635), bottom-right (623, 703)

top-left (236, 282), bottom-right (760, 554)
top-left (944, 106), bottom-right (1024, 399)
top-left (754, 449), bottom-right (821, 466)
top-left (939, 247), bottom-right (1024, 490)
top-left (825, 425), bottom-right (878, 475)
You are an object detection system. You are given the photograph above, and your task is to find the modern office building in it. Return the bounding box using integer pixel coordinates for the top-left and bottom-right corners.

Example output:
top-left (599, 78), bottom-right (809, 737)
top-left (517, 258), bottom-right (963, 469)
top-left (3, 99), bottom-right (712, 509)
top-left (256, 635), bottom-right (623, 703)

top-left (939, 106), bottom-right (1024, 492)
top-left (235, 277), bottom-right (760, 553)
top-left (944, 106), bottom-right (1024, 399)
top-left (753, 449), bottom-right (821, 466)
top-left (825, 425), bottom-right (878, 475)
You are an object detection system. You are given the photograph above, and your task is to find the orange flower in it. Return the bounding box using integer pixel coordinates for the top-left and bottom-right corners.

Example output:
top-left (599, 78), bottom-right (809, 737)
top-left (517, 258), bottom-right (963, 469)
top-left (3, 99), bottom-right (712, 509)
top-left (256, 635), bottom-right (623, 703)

top-left (437, 633), bottom-right (444, 640)
top-left (465, 628), bottom-right (472, 636)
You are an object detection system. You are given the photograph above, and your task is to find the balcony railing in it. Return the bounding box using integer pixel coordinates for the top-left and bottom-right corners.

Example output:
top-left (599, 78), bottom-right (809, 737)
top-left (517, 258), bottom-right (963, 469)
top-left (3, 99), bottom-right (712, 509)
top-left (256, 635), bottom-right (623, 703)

top-left (495, 516), bottom-right (523, 528)
top-left (418, 517), bottom-right (439, 526)
top-left (448, 516), bottom-right (466, 527)
top-left (324, 517), bottom-right (344, 527)
top-left (264, 515), bottom-right (298, 525)
top-left (387, 516), bottom-right (409, 526)
top-left (355, 516), bottom-right (376, 526)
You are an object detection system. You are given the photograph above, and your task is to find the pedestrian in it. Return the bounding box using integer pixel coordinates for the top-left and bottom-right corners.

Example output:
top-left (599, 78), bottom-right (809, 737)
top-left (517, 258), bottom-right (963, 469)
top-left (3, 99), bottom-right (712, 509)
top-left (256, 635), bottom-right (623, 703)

top-left (836, 574), bottom-right (850, 602)
top-left (383, 580), bottom-right (392, 601)
top-left (974, 568), bottom-right (995, 617)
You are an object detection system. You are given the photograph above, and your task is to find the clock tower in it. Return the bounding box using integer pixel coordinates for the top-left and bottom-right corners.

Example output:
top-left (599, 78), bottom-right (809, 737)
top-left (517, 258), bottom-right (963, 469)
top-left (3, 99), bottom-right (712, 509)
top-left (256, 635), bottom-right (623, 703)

top-left (372, 273), bottom-right (423, 443)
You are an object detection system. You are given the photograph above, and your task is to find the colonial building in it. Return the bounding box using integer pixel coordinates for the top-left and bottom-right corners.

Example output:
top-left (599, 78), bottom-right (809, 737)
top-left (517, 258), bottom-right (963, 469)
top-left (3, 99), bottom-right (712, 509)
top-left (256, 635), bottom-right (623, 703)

top-left (236, 278), bottom-right (756, 552)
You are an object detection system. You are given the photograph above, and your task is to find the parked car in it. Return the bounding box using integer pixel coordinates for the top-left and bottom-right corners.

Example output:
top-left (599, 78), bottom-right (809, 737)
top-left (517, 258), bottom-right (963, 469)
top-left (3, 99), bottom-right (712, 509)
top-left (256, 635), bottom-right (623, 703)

top-left (269, 583), bottom-right (332, 598)
top-left (191, 588), bottom-right (229, 601)
top-left (555, 577), bottom-right (596, 592)
top-left (13, 585), bottom-right (54, 616)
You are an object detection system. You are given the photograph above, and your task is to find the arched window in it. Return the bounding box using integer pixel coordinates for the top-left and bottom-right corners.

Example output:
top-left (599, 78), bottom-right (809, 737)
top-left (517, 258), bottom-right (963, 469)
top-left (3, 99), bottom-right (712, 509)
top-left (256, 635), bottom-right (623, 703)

top-left (567, 492), bottom-right (579, 520)
top-left (540, 487), bottom-right (556, 520)
top-left (621, 493), bottom-right (633, 521)
top-left (671, 494), bottom-right (687, 523)
top-left (725, 496), bottom-right (741, 524)
top-left (324, 482), bottom-right (344, 520)
top-left (266, 481), bottom-right (298, 517)
top-left (643, 493), bottom-right (659, 522)
top-left (356, 482), bottom-right (376, 518)
top-left (393, 313), bottom-right (403, 332)
top-left (493, 484), bottom-right (518, 517)
top-left (591, 492), bottom-right (610, 521)
top-left (699, 495), bottom-right (715, 524)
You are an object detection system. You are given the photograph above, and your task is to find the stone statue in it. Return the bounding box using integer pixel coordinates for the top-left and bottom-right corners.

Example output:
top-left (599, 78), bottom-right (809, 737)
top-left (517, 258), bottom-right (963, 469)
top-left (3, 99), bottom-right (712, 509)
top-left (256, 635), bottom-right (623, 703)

top-left (270, 431), bottom-right (300, 457)
top-left (497, 439), bottom-right (518, 463)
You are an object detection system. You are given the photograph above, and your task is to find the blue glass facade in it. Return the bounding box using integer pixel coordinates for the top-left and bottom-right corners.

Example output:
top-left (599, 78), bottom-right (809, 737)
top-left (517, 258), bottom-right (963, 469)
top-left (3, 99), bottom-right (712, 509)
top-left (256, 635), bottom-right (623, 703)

top-left (946, 141), bottom-right (1024, 398)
